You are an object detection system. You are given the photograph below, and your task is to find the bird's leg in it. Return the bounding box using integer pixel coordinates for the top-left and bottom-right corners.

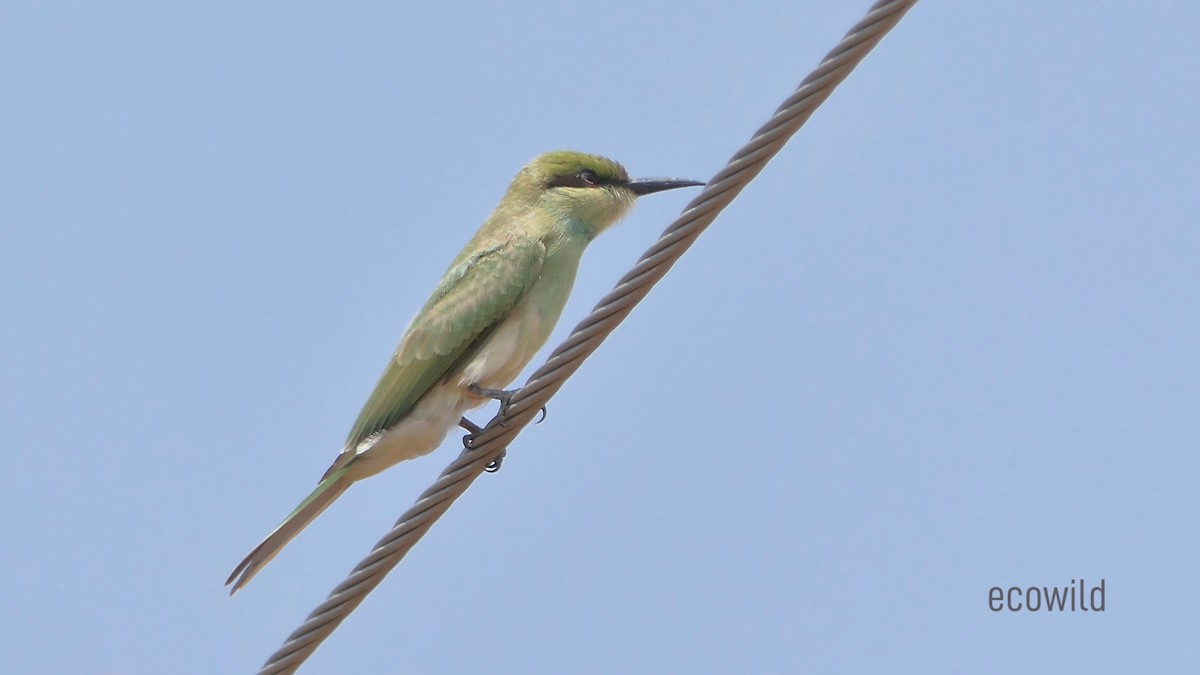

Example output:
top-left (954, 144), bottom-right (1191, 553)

top-left (468, 385), bottom-right (548, 426)
top-left (465, 385), bottom-right (547, 474)
top-left (459, 416), bottom-right (483, 448)
top-left (468, 385), bottom-right (518, 420)
top-left (459, 415), bottom-right (505, 472)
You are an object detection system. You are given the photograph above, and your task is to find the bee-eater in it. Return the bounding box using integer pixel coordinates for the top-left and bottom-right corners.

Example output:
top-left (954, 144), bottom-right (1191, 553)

top-left (227, 151), bottom-right (702, 593)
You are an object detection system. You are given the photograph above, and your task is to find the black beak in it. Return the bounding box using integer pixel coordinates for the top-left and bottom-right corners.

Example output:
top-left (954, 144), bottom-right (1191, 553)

top-left (628, 177), bottom-right (705, 196)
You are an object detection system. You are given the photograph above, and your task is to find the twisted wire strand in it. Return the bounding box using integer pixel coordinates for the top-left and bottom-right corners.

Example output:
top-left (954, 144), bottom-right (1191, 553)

top-left (257, 1), bottom-right (917, 671)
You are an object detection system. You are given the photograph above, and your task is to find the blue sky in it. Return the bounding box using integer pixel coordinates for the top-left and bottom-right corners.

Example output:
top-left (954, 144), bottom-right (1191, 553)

top-left (3, 2), bottom-right (1197, 673)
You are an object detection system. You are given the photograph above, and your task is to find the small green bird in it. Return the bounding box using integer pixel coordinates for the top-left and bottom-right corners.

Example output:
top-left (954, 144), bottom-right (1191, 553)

top-left (227, 151), bottom-right (702, 593)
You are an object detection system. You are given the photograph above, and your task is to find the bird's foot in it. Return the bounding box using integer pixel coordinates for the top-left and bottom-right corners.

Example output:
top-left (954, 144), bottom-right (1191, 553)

top-left (468, 385), bottom-right (547, 426)
top-left (460, 416), bottom-right (505, 472)
top-left (468, 385), bottom-right (518, 421)
top-left (459, 416), bottom-right (483, 448)
top-left (485, 449), bottom-right (506, 473)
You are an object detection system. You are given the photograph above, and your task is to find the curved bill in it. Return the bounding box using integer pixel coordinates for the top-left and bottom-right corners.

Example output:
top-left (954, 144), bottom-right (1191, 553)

top-left (628, 177), bottom-right (705, 196)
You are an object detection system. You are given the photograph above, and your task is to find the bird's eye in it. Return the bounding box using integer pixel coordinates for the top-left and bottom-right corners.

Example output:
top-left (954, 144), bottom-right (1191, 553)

top-left (578, 170), bottom-right (598, 185)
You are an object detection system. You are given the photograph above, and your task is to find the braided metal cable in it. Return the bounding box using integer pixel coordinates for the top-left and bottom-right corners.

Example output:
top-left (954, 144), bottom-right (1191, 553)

top-left (256, 1), bottom-right (918, 671)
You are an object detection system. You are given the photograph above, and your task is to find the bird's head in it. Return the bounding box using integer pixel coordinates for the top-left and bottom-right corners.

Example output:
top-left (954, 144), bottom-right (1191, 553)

top-left (519, 151), bottom-right (703, 240)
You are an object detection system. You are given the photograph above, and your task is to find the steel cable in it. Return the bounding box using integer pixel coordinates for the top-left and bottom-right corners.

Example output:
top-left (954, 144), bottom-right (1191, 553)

top-left (256, 1), bottom-right (918, 671)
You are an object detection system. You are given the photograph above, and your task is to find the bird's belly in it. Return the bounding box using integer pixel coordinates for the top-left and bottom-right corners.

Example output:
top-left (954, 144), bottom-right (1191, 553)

top-left (347, 384), bottom-right (469, 478)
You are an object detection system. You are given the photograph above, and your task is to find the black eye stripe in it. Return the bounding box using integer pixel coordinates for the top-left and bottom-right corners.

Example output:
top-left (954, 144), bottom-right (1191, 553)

top-left (546, 170), bottom-right (617, 189)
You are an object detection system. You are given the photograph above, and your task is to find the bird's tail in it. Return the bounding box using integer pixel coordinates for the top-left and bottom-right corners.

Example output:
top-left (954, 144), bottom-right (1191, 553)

top-left (226, 466), bottom-right (353, 594)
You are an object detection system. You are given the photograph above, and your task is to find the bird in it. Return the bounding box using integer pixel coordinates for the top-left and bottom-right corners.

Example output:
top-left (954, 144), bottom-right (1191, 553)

top-left (227, 151), bottom-right (703, 593)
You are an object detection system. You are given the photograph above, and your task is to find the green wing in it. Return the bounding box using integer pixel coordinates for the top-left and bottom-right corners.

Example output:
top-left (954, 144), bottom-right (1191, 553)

top-left (342, 236), bottom-right (546, 449)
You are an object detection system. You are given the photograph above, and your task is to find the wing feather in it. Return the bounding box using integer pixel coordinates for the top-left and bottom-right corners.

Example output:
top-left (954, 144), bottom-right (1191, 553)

top-left (342, 237), bottom-right (546, 449)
